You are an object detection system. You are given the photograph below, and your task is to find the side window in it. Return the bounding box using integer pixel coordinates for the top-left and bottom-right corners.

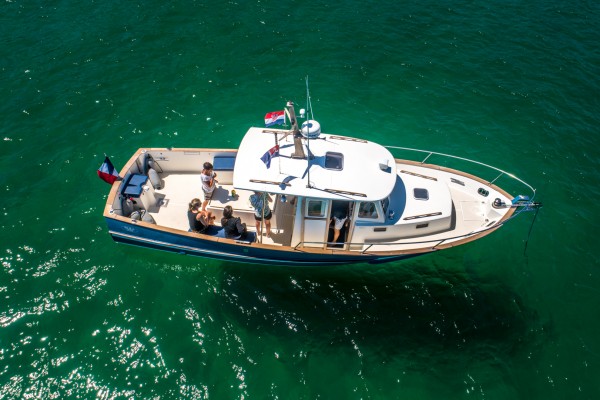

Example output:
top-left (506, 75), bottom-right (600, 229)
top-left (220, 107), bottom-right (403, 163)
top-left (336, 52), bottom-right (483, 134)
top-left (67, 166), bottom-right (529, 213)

top-left (358, 202), bottom-right (378, 219)
top-left (306, 199), bottom-right (326, 217)
top-left (381, 197), bottom-right (390, 215)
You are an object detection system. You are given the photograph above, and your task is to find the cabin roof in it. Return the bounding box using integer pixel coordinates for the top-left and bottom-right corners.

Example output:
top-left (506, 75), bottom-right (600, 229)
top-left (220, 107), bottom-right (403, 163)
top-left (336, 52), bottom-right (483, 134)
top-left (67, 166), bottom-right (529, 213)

top-left (233, 127), bottom-right (397, 201)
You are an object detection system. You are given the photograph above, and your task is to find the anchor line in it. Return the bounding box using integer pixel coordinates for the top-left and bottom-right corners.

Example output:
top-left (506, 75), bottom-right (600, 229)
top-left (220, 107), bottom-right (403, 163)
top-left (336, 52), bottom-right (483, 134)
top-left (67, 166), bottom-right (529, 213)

top-left (523, 202), bottom-right (542, 256)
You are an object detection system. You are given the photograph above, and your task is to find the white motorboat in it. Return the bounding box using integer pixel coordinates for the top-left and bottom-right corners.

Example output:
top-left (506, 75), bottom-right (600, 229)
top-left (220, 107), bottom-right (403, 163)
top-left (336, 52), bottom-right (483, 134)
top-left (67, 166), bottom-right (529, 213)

top-left (102, 98), bottom-right (540, 266)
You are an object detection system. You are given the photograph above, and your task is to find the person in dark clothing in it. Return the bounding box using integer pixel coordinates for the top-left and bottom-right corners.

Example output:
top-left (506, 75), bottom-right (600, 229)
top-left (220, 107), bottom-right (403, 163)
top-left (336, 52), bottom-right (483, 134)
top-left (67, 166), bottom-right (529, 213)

top-left (188, 198), bottom-right (215, 233)
top-left (221, 205), bottom-right (247, 239)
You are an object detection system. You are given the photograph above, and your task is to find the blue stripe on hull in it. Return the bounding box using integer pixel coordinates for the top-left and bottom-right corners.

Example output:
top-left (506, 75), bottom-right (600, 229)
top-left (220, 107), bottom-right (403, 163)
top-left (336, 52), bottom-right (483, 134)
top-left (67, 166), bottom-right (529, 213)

top-left (106, 218), bottom-right (425, 266)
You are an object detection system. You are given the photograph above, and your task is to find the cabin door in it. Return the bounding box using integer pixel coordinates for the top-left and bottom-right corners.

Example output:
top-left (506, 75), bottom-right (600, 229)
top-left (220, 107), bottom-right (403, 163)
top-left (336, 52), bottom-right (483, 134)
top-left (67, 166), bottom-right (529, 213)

top-left (301, 198), bottom-right (329, 248)
top-left (328, 200), bottom-right (353, 249)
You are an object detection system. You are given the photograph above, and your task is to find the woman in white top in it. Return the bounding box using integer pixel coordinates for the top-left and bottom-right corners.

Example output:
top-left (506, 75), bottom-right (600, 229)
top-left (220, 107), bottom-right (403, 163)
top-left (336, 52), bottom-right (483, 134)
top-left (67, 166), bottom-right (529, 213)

top-left (200, 162), bottom-right (218, 211)
top-left (331, 215), bottom-right (348, 243)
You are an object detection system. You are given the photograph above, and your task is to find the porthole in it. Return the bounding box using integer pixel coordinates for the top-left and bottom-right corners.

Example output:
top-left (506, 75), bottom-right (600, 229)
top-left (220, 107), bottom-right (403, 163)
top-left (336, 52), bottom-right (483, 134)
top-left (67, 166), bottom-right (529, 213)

top-left (414, 188), bottom-right (429, 200)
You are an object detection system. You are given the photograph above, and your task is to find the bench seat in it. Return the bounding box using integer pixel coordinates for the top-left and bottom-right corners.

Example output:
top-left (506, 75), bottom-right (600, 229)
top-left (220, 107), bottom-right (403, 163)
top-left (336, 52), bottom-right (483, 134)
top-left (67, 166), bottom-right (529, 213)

top-left (191, 225), bottom-right (256, 242)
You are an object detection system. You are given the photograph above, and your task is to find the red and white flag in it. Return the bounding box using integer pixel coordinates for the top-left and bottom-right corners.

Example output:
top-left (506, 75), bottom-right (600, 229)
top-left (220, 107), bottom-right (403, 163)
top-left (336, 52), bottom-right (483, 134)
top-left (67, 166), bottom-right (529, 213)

top-left (264, 110), bottom-right (285, 127)
top-left (97, 156), bottom-right (120, 184)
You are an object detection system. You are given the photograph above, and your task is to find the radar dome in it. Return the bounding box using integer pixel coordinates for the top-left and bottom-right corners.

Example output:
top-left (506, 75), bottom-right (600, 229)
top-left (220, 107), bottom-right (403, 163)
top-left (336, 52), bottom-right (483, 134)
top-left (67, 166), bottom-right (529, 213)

top-left (301, 120), bottom-right (321, 139)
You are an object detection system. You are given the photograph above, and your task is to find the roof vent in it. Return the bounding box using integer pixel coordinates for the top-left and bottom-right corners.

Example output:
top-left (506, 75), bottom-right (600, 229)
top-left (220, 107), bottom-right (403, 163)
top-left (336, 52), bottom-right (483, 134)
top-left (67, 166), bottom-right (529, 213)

top-left (379, 159), bottom-right (391, 172)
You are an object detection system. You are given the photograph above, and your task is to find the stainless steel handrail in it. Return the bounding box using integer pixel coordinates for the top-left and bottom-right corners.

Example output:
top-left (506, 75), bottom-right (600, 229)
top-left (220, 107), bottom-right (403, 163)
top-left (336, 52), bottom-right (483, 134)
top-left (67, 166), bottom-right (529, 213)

top-left (296, 226), bottom-right (491, 254)
top-left (384, 145), bottom-right (536, 200)
top-left (290, 146), bottom-right (539, 254)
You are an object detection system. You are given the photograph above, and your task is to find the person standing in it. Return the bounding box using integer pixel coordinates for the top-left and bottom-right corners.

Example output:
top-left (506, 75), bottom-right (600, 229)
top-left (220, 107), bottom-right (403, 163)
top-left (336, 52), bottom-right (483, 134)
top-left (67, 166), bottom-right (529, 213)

top-left (330, 214), bottom-right (348, 244)
top-left (249, 191), bottom-right (272, 238)
top-left (200, 162), bottom-right (218, 211)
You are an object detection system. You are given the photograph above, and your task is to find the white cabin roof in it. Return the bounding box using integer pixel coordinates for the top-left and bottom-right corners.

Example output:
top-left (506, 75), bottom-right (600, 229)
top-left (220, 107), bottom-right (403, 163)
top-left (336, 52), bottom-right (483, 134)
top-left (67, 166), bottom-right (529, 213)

top-left (233, 127), bottom-right (397, 201)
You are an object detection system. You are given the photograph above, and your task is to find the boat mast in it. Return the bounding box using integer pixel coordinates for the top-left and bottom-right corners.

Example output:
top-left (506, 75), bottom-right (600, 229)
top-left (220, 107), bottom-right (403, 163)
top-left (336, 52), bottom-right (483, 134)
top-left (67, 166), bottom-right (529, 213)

top-left (289, 77), bottom-right (314, 188)
top-left (289, 101), bottom-right (305, 159)
top-left (306, 76), bottom-right (314, 121)
top-left (304, 76), bottom-right (313, 188)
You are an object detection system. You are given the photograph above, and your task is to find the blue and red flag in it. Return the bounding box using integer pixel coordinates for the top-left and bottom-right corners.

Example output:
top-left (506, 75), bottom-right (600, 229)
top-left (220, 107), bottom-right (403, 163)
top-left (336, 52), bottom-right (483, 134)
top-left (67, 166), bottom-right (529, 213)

top-left (97, 156), bottom-right (120, 184)
top-left (260, 145), bottom-right (279, 168)
top-left (264, 110), bottom-right (285, 127)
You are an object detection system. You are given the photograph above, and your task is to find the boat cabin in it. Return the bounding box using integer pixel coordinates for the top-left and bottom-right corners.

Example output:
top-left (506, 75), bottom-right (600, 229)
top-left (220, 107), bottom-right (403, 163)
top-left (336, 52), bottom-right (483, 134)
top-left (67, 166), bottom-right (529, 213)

top-left (231, 119), bottom-right (453, 249)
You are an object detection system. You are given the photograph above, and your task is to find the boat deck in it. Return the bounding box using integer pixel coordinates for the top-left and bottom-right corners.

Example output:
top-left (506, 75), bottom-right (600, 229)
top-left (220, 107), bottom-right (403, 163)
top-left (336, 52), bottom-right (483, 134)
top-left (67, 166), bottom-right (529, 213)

top-left (148, 174), bottom-right (295, 245)
top-left (145, 164), bottom-right (502, 252)
top-left (364, 187), bottom-right (483, 252)
top-left (104, 145), bottom-right (523, 264)
top-left (348, 161), bottom-right (509, 252)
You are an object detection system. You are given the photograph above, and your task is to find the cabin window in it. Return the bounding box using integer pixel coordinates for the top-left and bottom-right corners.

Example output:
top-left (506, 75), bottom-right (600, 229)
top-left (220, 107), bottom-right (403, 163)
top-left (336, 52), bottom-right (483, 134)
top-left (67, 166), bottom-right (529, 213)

top-left (358, 202), bottom-right (378, 219)
top-left (306, 199), bottom-right (326, 217)
top-left (414, 188), bottom-right (429, 200)
top-left (381, 197), bottom-right (390, 215)
top-left (324, 152), bottom-right (344, 170)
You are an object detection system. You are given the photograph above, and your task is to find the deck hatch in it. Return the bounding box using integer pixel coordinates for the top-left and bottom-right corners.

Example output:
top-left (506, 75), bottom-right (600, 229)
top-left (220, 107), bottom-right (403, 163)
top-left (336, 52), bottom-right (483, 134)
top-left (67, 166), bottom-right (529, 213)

top-left (324, 152), bottom-right (344, 170)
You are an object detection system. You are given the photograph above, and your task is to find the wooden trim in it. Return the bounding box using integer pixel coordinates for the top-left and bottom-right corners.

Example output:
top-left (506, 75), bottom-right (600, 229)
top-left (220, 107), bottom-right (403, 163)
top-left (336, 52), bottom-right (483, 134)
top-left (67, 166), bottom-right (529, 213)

top-left (403, 212), bottom-right (442, 221)
top-left (250, 179), bottom-right (291, 186)
top-left (262, 129), bottom-right (290, 135)
top-left (323, 188), bottom-right (367, 197)
top-left (328, 135), bottom-right (368, 143)
top-left (400, 169), bottom-right (438, 181)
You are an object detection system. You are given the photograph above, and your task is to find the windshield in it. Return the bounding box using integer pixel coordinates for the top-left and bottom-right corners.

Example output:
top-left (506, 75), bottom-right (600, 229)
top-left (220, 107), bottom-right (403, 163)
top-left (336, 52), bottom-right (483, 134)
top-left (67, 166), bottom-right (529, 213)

top-left (381, 197), bottom-right (390, 215)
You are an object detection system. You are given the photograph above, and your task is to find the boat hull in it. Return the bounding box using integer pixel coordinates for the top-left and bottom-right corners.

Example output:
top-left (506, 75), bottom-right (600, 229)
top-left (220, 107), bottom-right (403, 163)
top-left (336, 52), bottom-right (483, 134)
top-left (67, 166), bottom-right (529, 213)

top-left (106, 217), bottom-right (424, 266)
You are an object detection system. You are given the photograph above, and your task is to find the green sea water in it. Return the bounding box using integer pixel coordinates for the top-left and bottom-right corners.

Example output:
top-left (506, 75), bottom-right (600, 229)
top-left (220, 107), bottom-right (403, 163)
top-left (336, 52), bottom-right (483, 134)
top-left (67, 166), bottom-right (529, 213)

top-left (1, 0), bottom-right (599, 398)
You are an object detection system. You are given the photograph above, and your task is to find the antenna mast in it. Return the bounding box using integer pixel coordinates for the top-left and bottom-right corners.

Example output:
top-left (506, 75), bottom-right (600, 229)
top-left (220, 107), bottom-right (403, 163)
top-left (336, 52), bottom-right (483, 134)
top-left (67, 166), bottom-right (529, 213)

top-left (289, 101), bottom-right (305, 159)
top-left (305, 76), bottom-right (313, 188)
top-left (306, 76), bottom-right (314, 120)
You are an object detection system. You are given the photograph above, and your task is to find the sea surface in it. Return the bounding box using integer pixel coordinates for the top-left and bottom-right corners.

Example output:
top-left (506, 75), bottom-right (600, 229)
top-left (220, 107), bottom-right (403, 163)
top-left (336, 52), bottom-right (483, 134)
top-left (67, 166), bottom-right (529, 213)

top-left (1, 1), bottom-right (599, 398)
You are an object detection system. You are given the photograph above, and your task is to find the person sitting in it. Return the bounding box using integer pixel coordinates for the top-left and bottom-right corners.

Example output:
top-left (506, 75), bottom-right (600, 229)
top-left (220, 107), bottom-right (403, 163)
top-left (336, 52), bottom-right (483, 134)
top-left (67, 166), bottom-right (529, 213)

top-left (188, 198), bottom-right (215, 233)
top-left (200, 162), bottom-right (218, 211)
top-left (221, 205), bottom-right (247, 239)
top-left (249, 191), bottom-right (272, 237)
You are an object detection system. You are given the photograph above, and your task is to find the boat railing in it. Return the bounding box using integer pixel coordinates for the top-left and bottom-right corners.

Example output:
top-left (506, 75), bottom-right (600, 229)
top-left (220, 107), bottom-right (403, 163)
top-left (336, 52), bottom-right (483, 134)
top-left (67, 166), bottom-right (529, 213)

top-left (383, 144), bottom-right (536, 202)
top-left (294, 199), bottom-right (540, 253)
top-left (295, 222), bottom-right (500, 254)
top-left (296, 217), bottom-right (518, 252)
top-left (291, 146), bottom-right (539, 253)
top-left (385, 144), bottom-right (540, 226)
